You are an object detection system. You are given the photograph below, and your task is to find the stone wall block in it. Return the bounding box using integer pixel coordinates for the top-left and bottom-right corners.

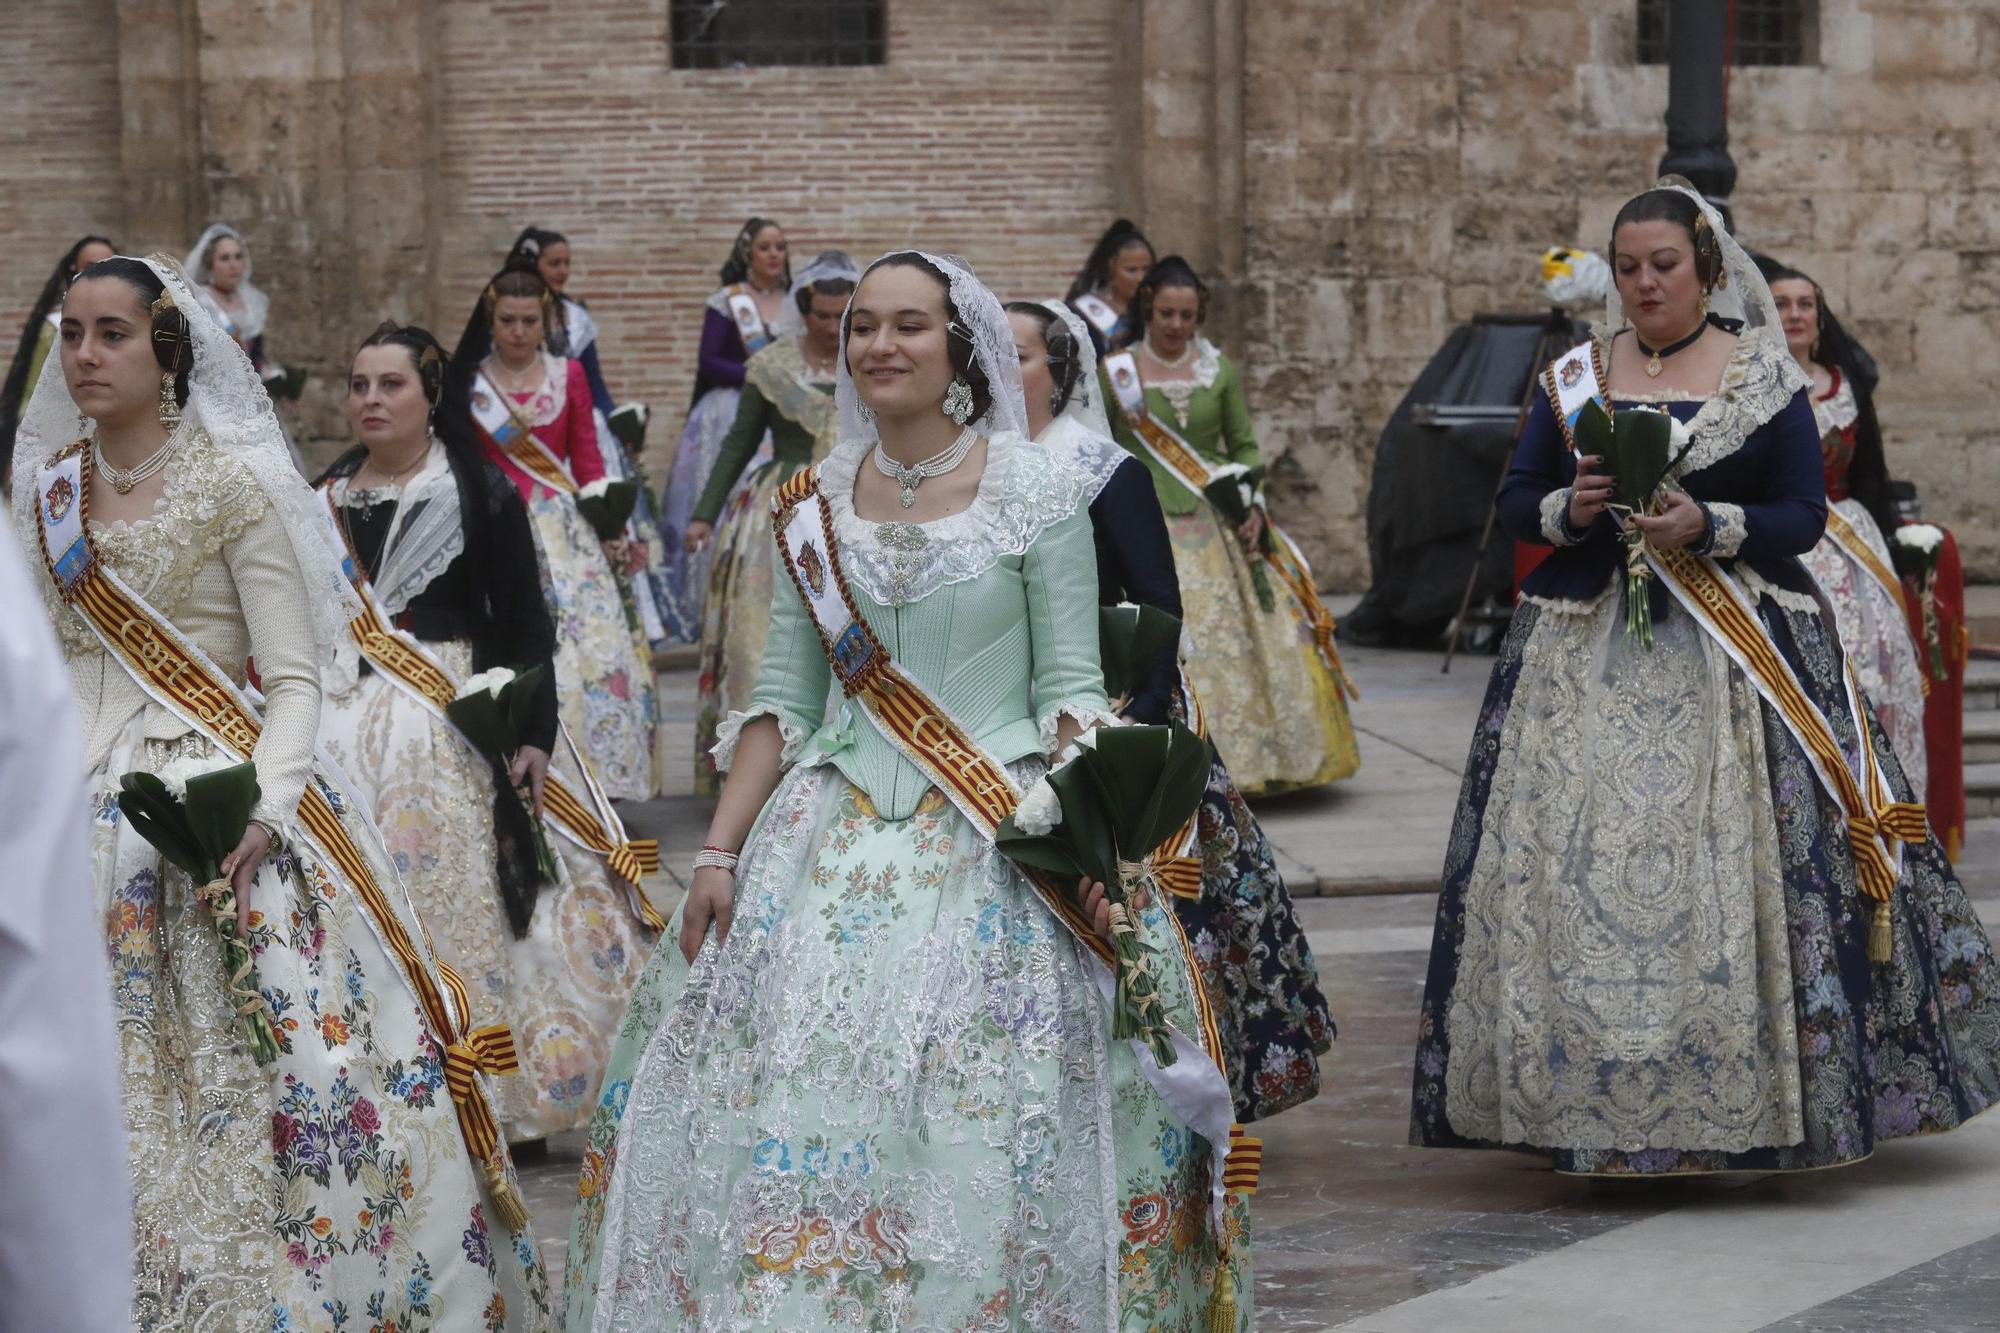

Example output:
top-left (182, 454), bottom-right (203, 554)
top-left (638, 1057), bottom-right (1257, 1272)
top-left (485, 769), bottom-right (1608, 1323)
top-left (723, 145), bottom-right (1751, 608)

top-left (1866, 8), bottom-right (1982, 76)
top-left (1925, 191), bottom-right (2000, 249)
top-left (1360, 74), bottom-right (1460, 149)
top-left (1955, 251), bottom-right (2000, 313)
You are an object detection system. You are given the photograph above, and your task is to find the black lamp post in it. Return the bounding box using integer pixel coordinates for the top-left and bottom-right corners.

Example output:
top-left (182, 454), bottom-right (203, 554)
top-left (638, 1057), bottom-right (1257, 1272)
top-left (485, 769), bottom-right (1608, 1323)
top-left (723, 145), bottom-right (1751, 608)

top-left (1658, 0), bottom-right (1737, 231)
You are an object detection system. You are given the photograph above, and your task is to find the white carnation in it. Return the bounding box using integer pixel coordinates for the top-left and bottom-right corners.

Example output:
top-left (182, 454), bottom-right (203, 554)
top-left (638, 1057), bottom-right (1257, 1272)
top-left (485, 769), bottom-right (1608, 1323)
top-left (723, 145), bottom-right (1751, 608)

top-left (1013, 777), bottom-right (1063, 837)
top-left (578, 477), bottom-right (615, 501)
top-left (457, 666), bottom-right (517, 701)
top-left (1896, 523), bottom-right (1945, 554)
top-left (155, 753), bottom-right (237, 803)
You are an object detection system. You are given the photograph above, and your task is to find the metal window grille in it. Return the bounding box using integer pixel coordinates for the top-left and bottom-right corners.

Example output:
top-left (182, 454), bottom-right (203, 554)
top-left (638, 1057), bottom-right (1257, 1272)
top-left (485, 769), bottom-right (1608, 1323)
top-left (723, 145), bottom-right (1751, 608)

top-left (670, 0), bottom-right (887, 69)
top-left (1635, 0), bottom-right (1815, 67)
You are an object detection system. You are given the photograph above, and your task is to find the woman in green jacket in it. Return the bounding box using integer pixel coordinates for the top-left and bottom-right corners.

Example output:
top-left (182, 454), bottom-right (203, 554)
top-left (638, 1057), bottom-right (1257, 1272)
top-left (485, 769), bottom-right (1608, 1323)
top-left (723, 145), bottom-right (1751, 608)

top-left (684, 251), bottom-right (857, 792)
top-left (1103, 256), bottom-right (1359, 795)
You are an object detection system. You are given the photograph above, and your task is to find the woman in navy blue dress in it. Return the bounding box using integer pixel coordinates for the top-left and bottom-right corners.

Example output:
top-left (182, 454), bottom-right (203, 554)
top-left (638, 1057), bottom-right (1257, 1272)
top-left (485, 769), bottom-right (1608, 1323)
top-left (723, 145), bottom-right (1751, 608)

top-left (1411, 180), bottom-right (2000, 1175)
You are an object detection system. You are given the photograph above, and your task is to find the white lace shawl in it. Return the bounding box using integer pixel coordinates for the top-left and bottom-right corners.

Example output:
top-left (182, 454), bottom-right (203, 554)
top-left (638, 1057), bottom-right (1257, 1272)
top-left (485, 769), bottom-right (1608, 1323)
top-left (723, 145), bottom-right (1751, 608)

top-left (816, 431), bottom-right (1096, 608)
top-left (329, 439), bottom-right (464, 617)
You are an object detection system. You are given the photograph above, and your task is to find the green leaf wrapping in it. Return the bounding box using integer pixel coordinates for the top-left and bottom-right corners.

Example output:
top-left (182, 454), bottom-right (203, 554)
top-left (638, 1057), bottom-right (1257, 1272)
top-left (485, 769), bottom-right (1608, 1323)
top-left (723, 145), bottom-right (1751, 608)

top-left (1574, 398), bottom-right (1614, 460)
top-left (116, 774), bottom-right (211, 880)
top-left (1607, 408), bottom-right (1673, 512)
top-left (181, 763), bottom-right (262, 872)
top-left (576, 481), bottom-right (640, 542)
top-left (446, 686), bottom-right (516, 760)
top-left (1097, 603), bottom-right (1183, 704)
top-left (502, 663), bottom-right (549, 746)
top-left (607, 403), bottom-right (648, 451)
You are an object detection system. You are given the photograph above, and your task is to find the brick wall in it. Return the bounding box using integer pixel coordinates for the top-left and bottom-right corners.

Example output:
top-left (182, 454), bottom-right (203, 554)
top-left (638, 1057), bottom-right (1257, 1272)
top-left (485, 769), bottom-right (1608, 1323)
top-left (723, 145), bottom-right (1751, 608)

top-left (0, 1), bottom-right (126, 338)
top-left (434, 0), bottom-right (1127, 479)
top-left (1239, 0), bottom-right (2000, 586)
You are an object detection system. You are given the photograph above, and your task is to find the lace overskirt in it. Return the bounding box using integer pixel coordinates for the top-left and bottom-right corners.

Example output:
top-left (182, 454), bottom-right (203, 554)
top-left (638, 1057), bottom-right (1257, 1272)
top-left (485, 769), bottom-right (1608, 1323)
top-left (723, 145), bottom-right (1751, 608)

top-left (1799, 498), bottom-right (1928, 799)
top-left (1411, 594), bottom-right (2000, 1173)
top-left (565, 763), bottom-right (1246, 1331)
top-left (657, 386), bottom-right (753, 644)
top-left (95, 714), bottom-right (554, 1330)
top-left (528, 492), bottom-right (660, 801)
top-left (319, 642), bottom-right (657, 1141)
top-left (1169, 507), bottom-right (1358, 795)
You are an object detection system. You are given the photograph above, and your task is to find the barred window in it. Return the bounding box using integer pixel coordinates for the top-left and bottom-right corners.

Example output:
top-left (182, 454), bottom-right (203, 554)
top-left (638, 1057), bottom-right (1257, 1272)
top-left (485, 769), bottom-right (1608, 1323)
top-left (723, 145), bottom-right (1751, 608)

top-left (670, 0), bottom-right (887, 69)
top-left (1636, 0), bottom-right (1816, 66)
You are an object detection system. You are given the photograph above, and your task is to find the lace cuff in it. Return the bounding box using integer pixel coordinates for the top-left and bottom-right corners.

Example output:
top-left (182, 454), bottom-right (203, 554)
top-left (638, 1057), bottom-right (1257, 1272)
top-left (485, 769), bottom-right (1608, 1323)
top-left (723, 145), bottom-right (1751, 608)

top-left (1539, 488), bottom-right (1585, 546)
top-left (711, 705), bottom-right (810, 773)
top-left (1697, 501), bottom-right (1748, 558)
top-left (1038, 701), bottom-right (1121, 757)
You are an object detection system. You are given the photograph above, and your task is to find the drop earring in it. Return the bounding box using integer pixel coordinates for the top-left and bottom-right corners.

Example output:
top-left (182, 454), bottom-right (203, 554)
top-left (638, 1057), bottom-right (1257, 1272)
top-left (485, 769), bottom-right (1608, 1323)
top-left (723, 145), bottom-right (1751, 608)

top-left (942, 376), bottom-right (974, 425)
top-left (857, 400), bottom-right (875, 426)
top-left (157, 372), bottom-right (182, 430)
top-left (1049, 387), bottom-right (1064, 416)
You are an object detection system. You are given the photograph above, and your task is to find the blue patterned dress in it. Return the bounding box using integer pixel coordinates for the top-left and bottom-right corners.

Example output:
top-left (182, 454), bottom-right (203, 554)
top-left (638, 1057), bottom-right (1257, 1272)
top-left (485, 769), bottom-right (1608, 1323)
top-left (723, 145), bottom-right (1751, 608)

top-left (1411, 333), bottom-right (2000, 1174)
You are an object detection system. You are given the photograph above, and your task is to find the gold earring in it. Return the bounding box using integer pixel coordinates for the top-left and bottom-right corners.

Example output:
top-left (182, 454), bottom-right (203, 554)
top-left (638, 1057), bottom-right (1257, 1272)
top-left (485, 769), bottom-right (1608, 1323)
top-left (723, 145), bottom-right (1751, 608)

top-left (158, 372), bottom-right (182, 429)
top-left (1698, 291), bottom-right (1710, 316)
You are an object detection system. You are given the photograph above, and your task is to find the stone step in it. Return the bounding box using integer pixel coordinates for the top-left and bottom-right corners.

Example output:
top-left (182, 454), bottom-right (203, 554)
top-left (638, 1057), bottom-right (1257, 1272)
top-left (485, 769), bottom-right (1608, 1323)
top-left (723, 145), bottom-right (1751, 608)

top-left (1968, 658), bottom-right (2000, 714)
top-left (1968, 585), bottom-right (2000, 648)
top-left (1969, 711), bottom-right (2000, 765)
top-left (1969, 761), bottom-right (2000, 820)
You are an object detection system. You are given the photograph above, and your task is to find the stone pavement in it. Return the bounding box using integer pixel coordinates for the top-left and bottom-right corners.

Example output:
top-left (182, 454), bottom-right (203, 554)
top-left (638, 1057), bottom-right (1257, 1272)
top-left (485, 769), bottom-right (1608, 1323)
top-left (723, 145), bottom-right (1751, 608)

top-left (522, 637), bottom-right (2000, 1330)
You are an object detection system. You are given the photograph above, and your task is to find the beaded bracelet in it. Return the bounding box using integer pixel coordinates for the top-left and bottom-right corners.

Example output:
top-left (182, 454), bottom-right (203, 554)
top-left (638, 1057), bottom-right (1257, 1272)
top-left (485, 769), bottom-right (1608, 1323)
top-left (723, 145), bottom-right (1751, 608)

top-left (692, 845), bottom-right (740, 873)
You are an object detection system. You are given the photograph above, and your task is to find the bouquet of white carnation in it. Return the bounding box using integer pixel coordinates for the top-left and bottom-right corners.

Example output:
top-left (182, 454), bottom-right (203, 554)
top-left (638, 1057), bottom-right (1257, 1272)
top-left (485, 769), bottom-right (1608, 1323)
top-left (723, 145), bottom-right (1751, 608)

top-left (447, 665), bottom-right (561, 884)
top-left (1892, 523), bottom-right (1949, 679)
top-left (994, 722), bottom-right (1212, 1063)
top-left (118, 753), bottom-right (280, 1064)
top-left (1572, 401), bottom-right (1697, 648)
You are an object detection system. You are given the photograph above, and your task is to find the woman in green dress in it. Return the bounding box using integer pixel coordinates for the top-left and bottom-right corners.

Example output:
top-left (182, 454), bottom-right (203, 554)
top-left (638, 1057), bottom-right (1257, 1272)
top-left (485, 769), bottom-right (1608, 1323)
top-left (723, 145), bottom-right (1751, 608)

top-left (565, 250), bottom-right (1250, 1331)
top-left (684, 251), bottom-right (857, 794)
top-left (1104, 255), bottom-right (1359, 795)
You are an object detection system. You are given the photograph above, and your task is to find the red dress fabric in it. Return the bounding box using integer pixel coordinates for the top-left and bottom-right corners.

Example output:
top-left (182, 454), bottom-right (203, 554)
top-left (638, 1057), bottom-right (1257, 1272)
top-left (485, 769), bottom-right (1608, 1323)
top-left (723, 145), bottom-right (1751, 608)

top-left (1905, 526), bottom-right (1968, 861)
top-left (483, 357), bottom-right (605, 501)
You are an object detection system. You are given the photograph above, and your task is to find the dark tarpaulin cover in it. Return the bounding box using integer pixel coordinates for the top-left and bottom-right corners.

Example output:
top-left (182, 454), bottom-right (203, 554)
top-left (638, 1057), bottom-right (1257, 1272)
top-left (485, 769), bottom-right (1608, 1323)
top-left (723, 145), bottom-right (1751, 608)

top-left (1343, 314), bottom-right (1588, 646)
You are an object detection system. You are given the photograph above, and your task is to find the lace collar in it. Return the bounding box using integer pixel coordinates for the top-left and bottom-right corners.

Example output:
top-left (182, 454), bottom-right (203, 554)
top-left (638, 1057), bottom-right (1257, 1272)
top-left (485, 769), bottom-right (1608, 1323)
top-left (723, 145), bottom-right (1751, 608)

top-left (817, 431), bottom-right (1094, 607)
top-left (1812, 368), bottom-right (1858, 436)
top-left (1593, 328), bottom-right (1808, 476)
top-left (483, 352), bottom-right (568, 428)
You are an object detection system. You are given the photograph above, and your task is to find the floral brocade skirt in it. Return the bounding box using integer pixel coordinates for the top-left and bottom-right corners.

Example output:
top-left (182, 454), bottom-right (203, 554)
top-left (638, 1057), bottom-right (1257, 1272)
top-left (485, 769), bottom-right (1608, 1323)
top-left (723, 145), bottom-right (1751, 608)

top-left (564, 764), bottom-right (1249, 1332)
top-left (1800, 498), bottom-right (1928, 800)
top-left (528, 489), bottom-right (660, 801)
top-left (693, 462), bottom-right (787, 795)
top-left (1410, 587), bottom-right (2000, 1174)
top-left (656, 386), bottom-right (748, 645)
top-left (1169, 507), bottom-right (1358, 796)
top-left (93, 710), bottom-right (553, 1331)
top-left (319, 640), bottom-right (658, 1142)
top-left (1170, 691), bottom-right (1336, 1121)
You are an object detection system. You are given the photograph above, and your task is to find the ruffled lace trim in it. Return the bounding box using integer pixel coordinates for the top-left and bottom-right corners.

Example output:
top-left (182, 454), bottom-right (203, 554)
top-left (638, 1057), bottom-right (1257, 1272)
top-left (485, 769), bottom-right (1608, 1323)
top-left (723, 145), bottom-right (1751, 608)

top-left (1521, 584), bottom-right (1616, 616)
top-left (1737, 564), bottom-right (1821, 612)
top-left (1539, 488), bottom-right (1582, 546)
top-left (711, 704), bottom-right (809, 772)
top-left (1812, 374), bottom-right (1858, 436)
top-left (1149, 337), bottom-right (1223, 430)
top-left (818, 432), bottom-right (1095, 607)
top-left (1703, 501), bottom-right (1749, 558)
top-left (1039, 702), bottom-right (1122, 757)
top-left (1594, 330), bottom-right (1808, 477)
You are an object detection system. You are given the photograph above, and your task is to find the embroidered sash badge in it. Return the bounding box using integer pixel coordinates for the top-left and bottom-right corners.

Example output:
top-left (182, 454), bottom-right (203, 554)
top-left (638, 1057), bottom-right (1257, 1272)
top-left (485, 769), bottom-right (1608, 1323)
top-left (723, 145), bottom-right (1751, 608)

top-left (43, 474), bottom-right (74, 523)
top-left (1560, 355), bottom-right (1586, 389)
top-left (798, 539), bottom-right (828, 596)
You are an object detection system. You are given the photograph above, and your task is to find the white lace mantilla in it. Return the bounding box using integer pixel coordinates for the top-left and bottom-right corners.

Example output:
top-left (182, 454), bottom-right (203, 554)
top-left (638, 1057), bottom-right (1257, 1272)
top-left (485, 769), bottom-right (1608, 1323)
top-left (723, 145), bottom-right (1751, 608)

top-left (815, 432), bottom-right (1095, 607)
top-left (1592, 328), bottom-right (1808, 478)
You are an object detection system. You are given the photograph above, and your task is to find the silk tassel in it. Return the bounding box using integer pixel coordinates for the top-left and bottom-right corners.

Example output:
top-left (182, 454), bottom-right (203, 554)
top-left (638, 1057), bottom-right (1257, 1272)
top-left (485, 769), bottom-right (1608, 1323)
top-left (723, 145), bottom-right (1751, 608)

top-left (487, 1158), bottom-right (533, 1233)
top-left (1869, 898), bottom-right (1893, 964)
top-left (1207, 1258), bottom-right (1238, 1333)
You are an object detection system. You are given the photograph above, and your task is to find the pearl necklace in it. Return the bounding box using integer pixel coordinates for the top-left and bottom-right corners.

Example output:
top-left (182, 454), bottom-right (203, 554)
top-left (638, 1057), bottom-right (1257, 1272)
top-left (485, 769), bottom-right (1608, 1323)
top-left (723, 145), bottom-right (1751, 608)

top-left (873, 424), bottom-right (978, 509)
top-left (1143, 336), bottom-right (1196, 372)
top-left (94, 431), bottom-right (179, 495)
